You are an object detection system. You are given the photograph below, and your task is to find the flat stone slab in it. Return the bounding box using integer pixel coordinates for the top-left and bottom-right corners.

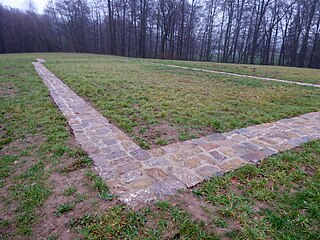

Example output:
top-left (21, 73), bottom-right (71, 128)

top-left (33, 59), bottom-right (320, 207)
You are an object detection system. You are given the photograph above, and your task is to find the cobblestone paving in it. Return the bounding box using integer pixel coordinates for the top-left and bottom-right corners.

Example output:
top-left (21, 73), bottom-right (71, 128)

top-left (148, 62), bottom-right (320, 88)
top-left (33, 59), bottom-right (320, 207)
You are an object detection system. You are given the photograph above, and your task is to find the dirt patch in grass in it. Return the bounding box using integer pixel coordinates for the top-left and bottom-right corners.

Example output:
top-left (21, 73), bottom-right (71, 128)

top-left (1, 134), bottom-right (46, 157)
top-left (0, 83), bottom-right (17, 98)
top-left (133, 123), bottom-right (179, 148)
top-left (33, 168), bottom-right (118, 239)
top-left (0, 135), bottom-right (46, 189)
top-left (133, 122), bottom-right (213, 149)
top-left (0, 134), bottom-right (46, 238)
top-left (252, 201), bottom-right (271, 213)
top-left (0, 132), bottom-right (117, 239)
top-left (167, 192), bottom-right (214, 223)
top-left (303, 165), bottom-right (317, 175)
top-left (0, 88), bottom-right (17, 98)
top-left (30, 132), bottom-right (117, 238)
top-left (10, 131), bottom-right (114, 239)
top-left (0, 189), bottom-right (18, 237)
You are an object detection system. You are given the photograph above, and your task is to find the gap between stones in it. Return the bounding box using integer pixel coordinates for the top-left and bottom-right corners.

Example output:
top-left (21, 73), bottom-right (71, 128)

top-left (33, 58), bottom-right (320, 207)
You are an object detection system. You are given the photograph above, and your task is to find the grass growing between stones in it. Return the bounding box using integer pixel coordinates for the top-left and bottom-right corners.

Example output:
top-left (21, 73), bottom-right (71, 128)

top-left (148, 58), bottom-right (320, 85)
top-left (40, 53), bottom-right (320, 148)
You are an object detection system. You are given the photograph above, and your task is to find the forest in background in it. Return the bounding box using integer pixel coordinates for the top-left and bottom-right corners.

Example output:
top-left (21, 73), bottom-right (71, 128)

top-left (0, 0), bottom-right (319, 68)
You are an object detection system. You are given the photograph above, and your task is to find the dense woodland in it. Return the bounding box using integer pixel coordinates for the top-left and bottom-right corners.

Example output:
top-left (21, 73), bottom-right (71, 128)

top-left (0, 0), bottom-right (320, 68)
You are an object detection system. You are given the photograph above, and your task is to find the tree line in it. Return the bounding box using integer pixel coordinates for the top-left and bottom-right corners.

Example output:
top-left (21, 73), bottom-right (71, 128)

top-left (0, 0), bottom-right (319, 68)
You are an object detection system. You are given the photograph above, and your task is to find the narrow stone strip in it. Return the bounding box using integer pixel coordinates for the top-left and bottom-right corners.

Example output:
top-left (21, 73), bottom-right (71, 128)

top-left (147, 61), bottom-right (320, 88)
top-left (33, 60), bottom-right (320, 208)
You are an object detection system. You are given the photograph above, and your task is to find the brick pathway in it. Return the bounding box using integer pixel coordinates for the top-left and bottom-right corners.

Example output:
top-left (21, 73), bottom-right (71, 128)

top-left (147, 62), bottom-right (320, 88)
top-left (33, 59), bottom-right (320, 207)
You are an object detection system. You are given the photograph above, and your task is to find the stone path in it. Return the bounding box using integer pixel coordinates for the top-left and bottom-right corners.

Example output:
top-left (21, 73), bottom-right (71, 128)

top-left (33, 59), bottom-right (320, 207)
top-left (147, 62), bottom-right (320, 88)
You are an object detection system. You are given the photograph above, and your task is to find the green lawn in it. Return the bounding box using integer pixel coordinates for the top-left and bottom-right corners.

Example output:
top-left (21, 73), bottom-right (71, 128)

top-left (41, 53), bottom-right (320, 148)
top-left (0, 54), bottom-right (319, 239)
top-left (148, 58), bottom-right (320, 85)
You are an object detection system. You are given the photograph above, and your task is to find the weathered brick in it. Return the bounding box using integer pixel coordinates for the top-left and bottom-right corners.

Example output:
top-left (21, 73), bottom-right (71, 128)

top-left (162, 142), bottom-right (194, 153)
top-left (101, 139), bottom-right (118, 146)
top-left (195, 165), bottom-right (222, 179)
top-left (127, 177), bottom-right (155, 191)
top-left (240, 142), bottom-right (260, 151)
top-left (168, 147), bottom-right (203, 162)
top-left (130, 149), bottom-right (152, 161)
top-left (105, 150), bottom-right (127, 161)
top-left (209, 151), bottom-right (227, 161)
top-left (200, 142), bottom-right (220, 151)
top-left (241, 150), bottom-right (272, 162)
top-left (170, 168), bottom-right (201, 187)
top-left (152, 179), bottom-right (186, 196)
top-left (218, 147), bottom-right (237, 157)
top-left (206, 134), bottom-right (227, 142)
top-left (144, 158), bottom-right (169, 167)
top-left (112, 156), bottom-right (136, 165)
top-left (185, 154), bottom-right (216, 168)
top-left (95, 128), bottom-right (111, 135)
top-left (89, 153), bottom-right (106, 164)
top-left (219, 159), bottom-right (248, 172)
top-left (185, 157), bottom-right (202, 168)
top-left (273, 143), bottom-right (295, 152)
top-left (121, 140), bottom-right (140, 151)
top-left (149, 148), bottom-right (166, 157)
top-left (122, 170), bottom-right (143, 183)
top-left (116, 162), bottom-right (142, 175)
top-left (145, 168), bottom-right (168, 180)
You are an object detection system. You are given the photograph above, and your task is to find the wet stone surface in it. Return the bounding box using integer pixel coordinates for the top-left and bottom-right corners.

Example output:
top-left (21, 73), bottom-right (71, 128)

top-left (34, 60), bottom-right (320, 207)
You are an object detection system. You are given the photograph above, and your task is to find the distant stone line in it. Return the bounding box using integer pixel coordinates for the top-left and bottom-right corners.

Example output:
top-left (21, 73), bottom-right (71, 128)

top-left (33, 58), bottom-right (320, 207)
top-left (146, 61), bottom-right (320, 88)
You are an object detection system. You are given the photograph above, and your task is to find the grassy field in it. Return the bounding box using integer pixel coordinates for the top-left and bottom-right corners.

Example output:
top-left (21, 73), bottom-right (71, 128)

top-left (148, 59), bottom-right (320, 85)
top-left (0, 54), bottom-right (319, 239)
top-left (38, 53), bottom-right (320, 148)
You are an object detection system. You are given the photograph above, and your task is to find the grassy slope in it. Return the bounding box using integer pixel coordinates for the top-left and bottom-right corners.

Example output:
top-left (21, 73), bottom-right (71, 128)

top-left (0, 54), bottom-right (319, 239)
top-left (42, 53), bottom-right (320, 148)
top-left (148, 58), bottom-right (320, 85)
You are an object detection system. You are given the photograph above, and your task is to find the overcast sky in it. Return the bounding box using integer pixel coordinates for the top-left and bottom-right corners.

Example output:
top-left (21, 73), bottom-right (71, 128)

top-left (0, 0), bottom-right (48, 13)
